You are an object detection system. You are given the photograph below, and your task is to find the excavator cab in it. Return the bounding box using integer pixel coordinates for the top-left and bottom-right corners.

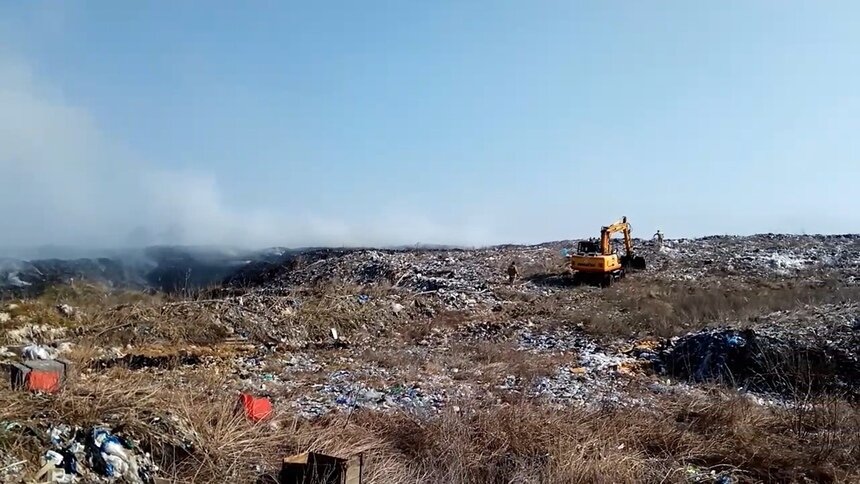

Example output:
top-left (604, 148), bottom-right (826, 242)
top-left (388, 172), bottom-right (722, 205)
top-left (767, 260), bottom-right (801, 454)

top-left (577, 240), bottom-right (600, 254)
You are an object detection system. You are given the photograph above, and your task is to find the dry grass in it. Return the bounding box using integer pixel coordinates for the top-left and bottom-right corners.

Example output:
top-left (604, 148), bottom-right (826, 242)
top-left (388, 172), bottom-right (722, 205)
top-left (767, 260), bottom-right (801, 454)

top-left (497, 274), bottom-right (860, 339)
top-left (468, 341), bottom-right (571, 384)
top-left (0, 356), bottom-right (856, 483)
top-left (598, 276), bottom-right (860, 337)
top-left (2, 276), bottom-right (857, 482)
top-left (349, 391), bottom-right (859, 483)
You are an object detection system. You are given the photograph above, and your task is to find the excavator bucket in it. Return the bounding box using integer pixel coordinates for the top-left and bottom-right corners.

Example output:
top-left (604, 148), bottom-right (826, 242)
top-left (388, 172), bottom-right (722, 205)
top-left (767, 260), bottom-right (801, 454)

top-left (621, 255), bottom-right (647, 270)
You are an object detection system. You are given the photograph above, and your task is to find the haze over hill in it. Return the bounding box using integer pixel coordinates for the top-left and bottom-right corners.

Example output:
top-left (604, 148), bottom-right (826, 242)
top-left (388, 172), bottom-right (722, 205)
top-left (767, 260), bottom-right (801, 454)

top-left (2, 2), bottom-right (859, 251)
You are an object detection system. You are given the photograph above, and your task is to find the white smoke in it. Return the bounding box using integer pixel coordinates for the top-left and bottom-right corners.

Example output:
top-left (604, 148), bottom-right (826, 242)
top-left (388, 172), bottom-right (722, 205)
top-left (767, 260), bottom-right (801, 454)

top-left (0, 55), bottom-right (494, 251)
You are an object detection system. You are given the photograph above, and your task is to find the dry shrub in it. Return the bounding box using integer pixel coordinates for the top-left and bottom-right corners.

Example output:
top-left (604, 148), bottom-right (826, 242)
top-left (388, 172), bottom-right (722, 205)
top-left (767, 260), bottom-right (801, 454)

top-left (400, 308), bottom-right (472, 344)
top-left (362, 405), bottom-right (651, 483)
top-left (590, 276), bottom-right (860, 337)
top-left (160, 396), bottom-right (291, 482)
top-left (354, 393), bottom-right (859, 483)
top-left (0, 373), bottom-right (856, 483)
top-left (84, 301), bottom-right (230, 346)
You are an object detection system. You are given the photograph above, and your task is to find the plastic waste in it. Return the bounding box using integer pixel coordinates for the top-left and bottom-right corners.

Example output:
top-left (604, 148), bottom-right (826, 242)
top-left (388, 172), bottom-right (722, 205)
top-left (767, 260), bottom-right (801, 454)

top-left (22, 344), bottom-right (53, 360)
top-left (239, 393), bottom-right (273, 422)
top-left (59, 447), bottom-right (79, 476)
top-left (48, 424), bottom-right (72, 447)
top-left (725, 334), bottom-right (746, 347)
top-left (104, 454), bottom-right (130, 476)
top-left (36, 450), bottom-right (74, 483)
top-left (56, 304), bottom-right (75, 317)
top-left (89, 428), bottom-right (141, 482)
top-left (44, 450), bottom-right (64, 466)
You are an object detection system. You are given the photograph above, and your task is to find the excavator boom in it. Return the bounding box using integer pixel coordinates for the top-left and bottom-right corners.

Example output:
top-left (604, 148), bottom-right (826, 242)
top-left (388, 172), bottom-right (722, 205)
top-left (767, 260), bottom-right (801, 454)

top-left (599, 216), bottom-right (634, 257)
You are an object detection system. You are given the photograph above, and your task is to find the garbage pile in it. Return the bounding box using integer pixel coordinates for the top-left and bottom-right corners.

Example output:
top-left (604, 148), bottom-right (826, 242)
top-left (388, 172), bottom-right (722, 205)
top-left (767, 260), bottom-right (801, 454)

top-left (15, 424), bottom-right (158, 483)
top-left (225, 247), bottom-right (563, 309)
top-left (518, 326), bottom-right (647, 406)
top-left (653, 325), bottom-right (859, 398)
top-left (4, 234), bottom-right (856, 300)
top-left (644, 234), bottom-right (860, 280)
top-left (292, 370), bottom-right (449, 419)
top-left (0, 233), bottom-right (858, 482)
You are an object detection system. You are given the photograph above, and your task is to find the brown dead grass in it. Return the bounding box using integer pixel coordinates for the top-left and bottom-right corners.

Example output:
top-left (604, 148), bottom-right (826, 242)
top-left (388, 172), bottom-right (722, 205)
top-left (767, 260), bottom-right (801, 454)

top-left (354, 391), bottom-right (859, 483)
top-left (597, 276), bottom-right (860, 337)
top-left (497, 274), bottom-right (860, 339)
top-left (468, 341), bottom-right (572, 384)
top-left (0, 364), bottom-right (856, 483)
top-left (2, 278), bottom-right (858, 482)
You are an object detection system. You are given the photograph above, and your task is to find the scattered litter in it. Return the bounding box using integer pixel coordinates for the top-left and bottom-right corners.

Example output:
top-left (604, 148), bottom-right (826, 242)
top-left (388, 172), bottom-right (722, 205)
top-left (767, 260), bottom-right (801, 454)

top-left (88, 428), bottom-right (145, 482)
top-left (56, 304), bottom-right (76, 317)
top-left (22, 344), bottom-right (54, 360)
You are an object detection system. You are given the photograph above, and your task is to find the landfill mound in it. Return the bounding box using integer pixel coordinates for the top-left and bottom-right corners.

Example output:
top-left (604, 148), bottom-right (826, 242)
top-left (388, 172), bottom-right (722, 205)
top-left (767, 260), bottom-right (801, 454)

top-left (225, 247), bottom-right (505, 293)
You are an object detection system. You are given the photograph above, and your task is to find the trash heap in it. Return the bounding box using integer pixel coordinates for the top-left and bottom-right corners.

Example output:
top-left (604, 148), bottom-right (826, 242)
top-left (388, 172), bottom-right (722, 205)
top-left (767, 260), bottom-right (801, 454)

top-left (24, 425), bottom-right (158, 483)
top-left (643, 234), bottom-right (860, 280)
top-left (292, 370), bottom-right (448, 419)
top-left (518, 327), bottom-right (646, 405)
top-left (653, 313), bottom-right (860, 398)
top-left (225, 246), bottom-right (563, 309)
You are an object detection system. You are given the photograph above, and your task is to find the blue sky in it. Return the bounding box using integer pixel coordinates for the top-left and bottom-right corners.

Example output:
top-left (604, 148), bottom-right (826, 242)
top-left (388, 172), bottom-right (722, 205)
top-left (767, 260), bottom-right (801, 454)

top-left (0, 2), bottom-right (857, 248)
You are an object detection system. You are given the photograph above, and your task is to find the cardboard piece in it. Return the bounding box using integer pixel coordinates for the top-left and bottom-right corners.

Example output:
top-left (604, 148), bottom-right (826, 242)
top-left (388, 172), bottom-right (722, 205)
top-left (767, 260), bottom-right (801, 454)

top-left (279, 451), bottom-right (363, 484)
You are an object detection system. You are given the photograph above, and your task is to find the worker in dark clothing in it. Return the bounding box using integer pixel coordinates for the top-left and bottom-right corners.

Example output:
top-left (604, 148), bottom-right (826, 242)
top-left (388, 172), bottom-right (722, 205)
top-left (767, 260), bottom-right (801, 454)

top-left (507, 261), bottom-right (519, 286)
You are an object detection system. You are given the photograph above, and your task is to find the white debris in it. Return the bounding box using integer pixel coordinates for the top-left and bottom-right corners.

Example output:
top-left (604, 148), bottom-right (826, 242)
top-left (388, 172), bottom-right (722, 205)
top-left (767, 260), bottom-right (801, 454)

top-left (765, 252), bottom-right (808, 270)
top-left (56, 304), bottom-right (75, 317)
top-left (22, 344), bottom-right (54, 360)
top-left (55, 342), bottom-right (74, 354)
top-left (6, 325), bottom-right (67, 344)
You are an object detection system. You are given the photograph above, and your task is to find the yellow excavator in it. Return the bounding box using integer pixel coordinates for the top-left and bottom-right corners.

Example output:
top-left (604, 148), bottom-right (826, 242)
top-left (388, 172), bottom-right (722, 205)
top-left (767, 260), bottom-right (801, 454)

top-left (569, 216), bottom-right (646, 286)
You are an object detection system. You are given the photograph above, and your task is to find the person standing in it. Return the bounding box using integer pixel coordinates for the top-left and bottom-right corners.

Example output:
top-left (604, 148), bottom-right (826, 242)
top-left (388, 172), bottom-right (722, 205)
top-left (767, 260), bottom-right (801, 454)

top-left (653, 230), bottom-right (664, 249)
top-left (507, 261), bottom-right (519, 286)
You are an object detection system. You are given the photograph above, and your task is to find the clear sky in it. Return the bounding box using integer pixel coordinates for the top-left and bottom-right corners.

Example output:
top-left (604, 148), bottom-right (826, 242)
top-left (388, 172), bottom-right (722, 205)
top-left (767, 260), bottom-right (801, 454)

top-left (1, 1), bottom-right (857, 249)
